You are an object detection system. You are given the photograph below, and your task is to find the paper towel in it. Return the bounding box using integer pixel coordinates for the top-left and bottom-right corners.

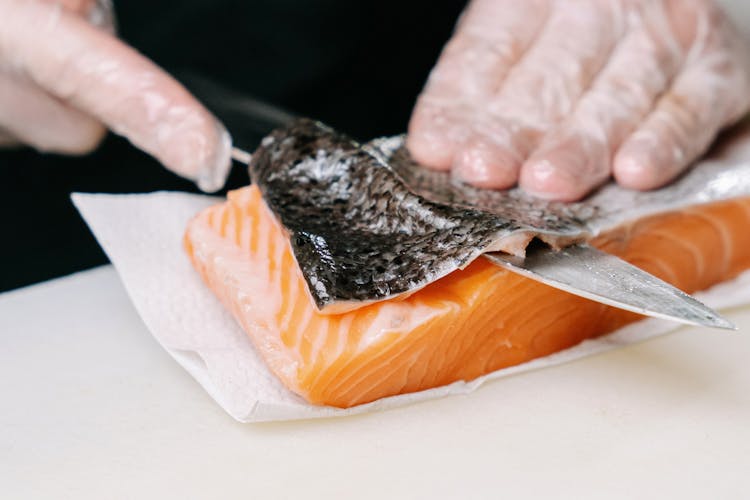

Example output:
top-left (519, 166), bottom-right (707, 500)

top-left (71, 192), bottom-right (750, 422)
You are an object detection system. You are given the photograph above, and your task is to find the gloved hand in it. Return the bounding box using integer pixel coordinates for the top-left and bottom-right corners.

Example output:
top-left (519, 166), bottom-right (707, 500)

top-left (0, 0), bottom-right (231, 191)
top-left (408, 0), bottom-right (750, 201)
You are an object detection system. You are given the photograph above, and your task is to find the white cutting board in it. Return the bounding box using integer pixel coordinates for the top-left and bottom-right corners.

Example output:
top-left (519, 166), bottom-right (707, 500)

top-left (1, 265), bottom-right (749, 499)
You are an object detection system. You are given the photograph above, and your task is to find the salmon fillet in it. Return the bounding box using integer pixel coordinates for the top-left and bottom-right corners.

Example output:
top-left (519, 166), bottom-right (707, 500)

top-left (184, 186), bottom-right (750, 408)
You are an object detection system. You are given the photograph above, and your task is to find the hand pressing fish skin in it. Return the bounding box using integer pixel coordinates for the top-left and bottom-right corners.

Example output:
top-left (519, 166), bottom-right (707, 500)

top-left (0, 0), bottom-right (231, 192)
top-left (408, 0), bottom-right (750, 201)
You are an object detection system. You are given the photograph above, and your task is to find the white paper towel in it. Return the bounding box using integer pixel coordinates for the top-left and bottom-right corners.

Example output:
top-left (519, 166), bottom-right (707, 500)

top-left (71, 191), bottom-right (750, 422)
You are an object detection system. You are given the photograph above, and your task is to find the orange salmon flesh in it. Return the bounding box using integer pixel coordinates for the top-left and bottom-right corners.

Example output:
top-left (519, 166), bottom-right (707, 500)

top-left (184, 186), bottom-right (750, 408)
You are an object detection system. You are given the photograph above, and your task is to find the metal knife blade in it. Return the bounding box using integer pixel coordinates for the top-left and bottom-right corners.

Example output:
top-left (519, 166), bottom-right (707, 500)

top-left (485, 244), bottom-right (735, 330)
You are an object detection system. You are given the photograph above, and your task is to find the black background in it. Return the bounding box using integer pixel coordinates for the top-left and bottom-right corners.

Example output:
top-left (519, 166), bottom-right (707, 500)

top-left (0, 1), bottom-right (467, 292)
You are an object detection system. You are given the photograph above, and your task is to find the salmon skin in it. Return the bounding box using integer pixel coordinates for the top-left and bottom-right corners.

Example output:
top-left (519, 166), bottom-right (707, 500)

top-left (249, 119), bottom-right (750, 314)
top-left (250, 119), bottom-right (549, 314)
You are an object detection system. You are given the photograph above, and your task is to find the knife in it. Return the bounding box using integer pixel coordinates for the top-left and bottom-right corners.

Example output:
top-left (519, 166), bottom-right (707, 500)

top-left (182, 72), bottom-right (735, 330)
top-left (485, 244), bottom-right (735, 330)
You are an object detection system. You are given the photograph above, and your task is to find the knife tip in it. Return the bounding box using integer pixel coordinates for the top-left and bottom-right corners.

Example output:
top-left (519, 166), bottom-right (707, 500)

top-left (699, 313), bottom-right (736, 331)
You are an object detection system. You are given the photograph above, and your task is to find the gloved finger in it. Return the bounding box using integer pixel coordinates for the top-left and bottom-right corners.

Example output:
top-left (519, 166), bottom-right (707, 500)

top-left (488, 0), bottom-right (627, 127)
top-left (613, 65), bottom-right (744, 190)
top-left (520, 5), bottom-right (684, 200)
top-left (613, 6), bottom-right (750, 190)
top-left (407, 0), bottom-right (549, 170)
top-left (455, 0), bottom-right (627, 188)
top-left (0, 72), bottom-right (105, 154)
top-left (407, 100), bottom-right (471, 170)
top-left (452, 118), bottom-right (538, 189)
top-left (1, 0), bottom-right (231, 192)
top-left (422, 0), bottom-right (549, 101)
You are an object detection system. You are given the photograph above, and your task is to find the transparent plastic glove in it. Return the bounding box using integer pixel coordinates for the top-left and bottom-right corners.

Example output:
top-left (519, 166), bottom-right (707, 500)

top-left (0, 0), bottom-right (231, 191)
top-left (408, 0), bottom-right (750, 201)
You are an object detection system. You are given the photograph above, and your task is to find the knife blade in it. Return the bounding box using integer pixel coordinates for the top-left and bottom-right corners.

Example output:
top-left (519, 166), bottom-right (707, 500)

top-left (485, 243), bottom-right (735, 330)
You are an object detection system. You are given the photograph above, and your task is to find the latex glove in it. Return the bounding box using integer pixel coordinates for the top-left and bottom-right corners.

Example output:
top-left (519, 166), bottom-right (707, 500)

top-left (408, 0), bottom-right (750, 201)
top-left (0, 0), bottom-right (231, 191)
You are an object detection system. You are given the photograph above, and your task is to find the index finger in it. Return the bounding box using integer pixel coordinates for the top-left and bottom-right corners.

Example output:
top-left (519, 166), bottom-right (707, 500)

top-left (0, 0), bottom-right (231, 191)
top-left (407, 0), bottom-right (549, 170)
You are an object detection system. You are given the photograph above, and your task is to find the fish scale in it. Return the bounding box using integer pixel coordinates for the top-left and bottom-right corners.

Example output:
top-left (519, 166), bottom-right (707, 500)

top-left (250, 119), bottom-right (515, 313)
